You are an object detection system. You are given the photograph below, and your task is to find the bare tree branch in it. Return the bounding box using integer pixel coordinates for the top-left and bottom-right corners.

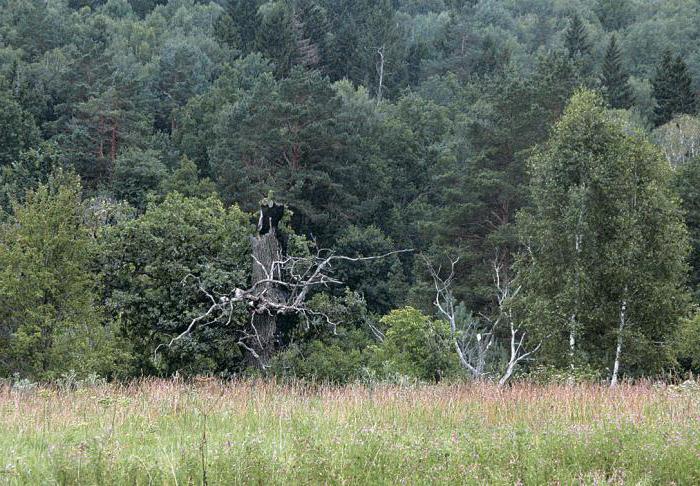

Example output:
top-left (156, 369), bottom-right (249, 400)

top-left (424, 250), bottom-right (542, 386)
top-left (423, 255), bottom-right (495, 379)
top-left (157, 249), bottom-right (412, 364)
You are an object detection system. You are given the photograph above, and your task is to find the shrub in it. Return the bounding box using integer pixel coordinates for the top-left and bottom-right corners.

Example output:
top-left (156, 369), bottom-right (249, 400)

top-left (370, 307), bottom-right (459, 381)
top-left (270, 291), bottom-right (377, 383)
top-left (674, 313), bottom-right (700, 374)
top-left (0, 172), bottom-right (125, 380)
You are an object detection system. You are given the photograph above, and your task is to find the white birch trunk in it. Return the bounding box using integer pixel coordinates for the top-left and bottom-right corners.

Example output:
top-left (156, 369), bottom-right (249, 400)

top-left (570, 229), bottom-right (582, 369)
top-left (376, 46), bottom-right (385, 105)
top-left (610, 290), bottom-right (627, 388)
top-left (569, 327), bottom-right (576, 369)
top-left (498, 326), bottom-right (518, 387)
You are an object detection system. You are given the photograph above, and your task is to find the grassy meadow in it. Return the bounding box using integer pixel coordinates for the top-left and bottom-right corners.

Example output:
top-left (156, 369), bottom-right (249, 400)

top-left (0, 379), bottom-right (699, 485)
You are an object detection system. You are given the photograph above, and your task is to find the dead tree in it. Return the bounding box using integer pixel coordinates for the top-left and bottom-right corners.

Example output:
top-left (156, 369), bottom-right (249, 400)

top-left (160, 200), bottom-right (410, 369)
top-left (376, 45), bottom-right (385, 105)
top-left (248, 200), bottom-right (287, 366)
top-left (424, 251), bottom-right (541, 386)
top-left (424, 255), bottom-right (495, 379)
top-left (489, 253), bottom-right (542, 386)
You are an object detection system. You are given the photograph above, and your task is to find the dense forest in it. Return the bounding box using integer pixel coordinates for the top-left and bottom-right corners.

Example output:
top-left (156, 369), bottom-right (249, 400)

top-left (2, 0), bottom-right (700, 385)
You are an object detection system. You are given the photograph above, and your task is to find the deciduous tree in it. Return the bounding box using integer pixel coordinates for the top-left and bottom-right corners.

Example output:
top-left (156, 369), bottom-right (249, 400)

top-left (0, 172), bottom-right (122, 379)
top-left (517, 90), bottom-right (689, 383)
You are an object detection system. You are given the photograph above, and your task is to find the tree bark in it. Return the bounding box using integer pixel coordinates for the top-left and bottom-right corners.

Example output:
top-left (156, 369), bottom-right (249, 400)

top-left (246, 205), bottom-right (285, 369)
top-left (110, 123), bottom-right (117, 163)
top-left (376, 46), bottom-right (385, 105)
top-left (610, 288), bottom-right (627, 388)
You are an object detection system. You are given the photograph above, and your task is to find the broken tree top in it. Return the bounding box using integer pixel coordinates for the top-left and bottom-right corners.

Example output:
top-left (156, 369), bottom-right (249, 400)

top-left (257, 200), bottom-right (284, 236)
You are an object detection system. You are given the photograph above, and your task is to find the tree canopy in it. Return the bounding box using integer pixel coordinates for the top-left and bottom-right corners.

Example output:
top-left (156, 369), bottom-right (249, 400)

top-left (517, 90), bottom-right (689, 377)
top-left (0, 0), bottom-right (699, 383)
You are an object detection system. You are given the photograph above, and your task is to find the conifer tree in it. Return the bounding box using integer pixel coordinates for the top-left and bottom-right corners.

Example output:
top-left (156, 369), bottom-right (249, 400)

top-left (600, 35), bottom-right (634, 109)
top-left (0, 91), bottom-right (39, 167)
top-left (254, 1), bottom-right (299, 77)
top-left (215, 0), bottom-right (263, 53)
top-left (595, 0), bottom-right (631, 31)
top-left (565, 14), bottom-right (592, 61)
top-left (653, 51), bottom-right (697, 126)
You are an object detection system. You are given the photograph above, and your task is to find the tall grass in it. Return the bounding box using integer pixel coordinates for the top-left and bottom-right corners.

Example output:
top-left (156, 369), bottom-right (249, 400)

top-left (1, 379), bottom-right (698, 484)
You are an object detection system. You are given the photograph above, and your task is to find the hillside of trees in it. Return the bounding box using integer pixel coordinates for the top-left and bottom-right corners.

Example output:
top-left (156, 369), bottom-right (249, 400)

top-left (2, 0), bottom-right (700, 384)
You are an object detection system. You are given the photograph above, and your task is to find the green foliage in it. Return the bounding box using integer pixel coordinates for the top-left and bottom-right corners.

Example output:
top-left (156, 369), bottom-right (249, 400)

top-left (161, 156), bottom-right (216, 198)
top-left (0, 172), bottom-right (125, 379)
top-left (370, 307), bottom-right (459, 381)
top-left (653, 51), bottom-right (697, 127)
top-left (0, 142), bottom-right (64, 213)
top-left (600, 35), bottom-right (634, 109)
top-left (1, 0), bottom-right (700, 382)
top-left (271, 291), bottom-right (377, 383)
top-left (565, 14), bottom-right (592, 61)
top-left (255, 1), bottom-right (299, 77)
top-left (173, 54), bottom-right (275, 177)
top-left (595, 0), bottom-right (632, 31)
top-left (209, 67), bottom-right (391, 241)
top-left (517, 90), bottom-right (690, 376)
top-left (673, 154), bottom-right (700, 296)
top-left (332, 226), bottom-right (408, 314)
top-left (424, 57), bottom-right (580, 312)
top-left (322, 0), bottom-right (406, 99)
top-left (673, 313), bottom-right (700, 374)
top-left (0, 90), bottom-right (39, 167)
top-left (216, 0), bottom-right (263, 53)
top-left (112, 148), bottom-right (167, 209)
top-left (99, 193), bottom-right (252, 375)
top-left (654, 114), bottom-right (700, 166)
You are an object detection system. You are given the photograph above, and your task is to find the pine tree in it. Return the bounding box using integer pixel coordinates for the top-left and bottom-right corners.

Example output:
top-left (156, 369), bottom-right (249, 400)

top-left (215, 0), bottom-right (263, 53)
top-left (653, 50), bottom-right (697, 126)
top-left (671, 55), bottom-right (696, 115)
top-left (652, 51), bottom-right (676, 126)
top-left (294, 0), bottom-right (329, 68)
top-left (565, 14), bottom-right (592, 60)
top-left (600, 35), bottom-right (634, 109)
top-left (595, 0), bottom-right (631, 31)
top-left (0, 91), bottom-right (39, 167)
top-left (254, 1), bottom-right (303, 77)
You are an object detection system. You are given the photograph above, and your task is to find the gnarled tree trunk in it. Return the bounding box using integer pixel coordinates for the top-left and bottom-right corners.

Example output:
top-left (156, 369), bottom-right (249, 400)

top-left (246, 203), bottom-right (286, 369)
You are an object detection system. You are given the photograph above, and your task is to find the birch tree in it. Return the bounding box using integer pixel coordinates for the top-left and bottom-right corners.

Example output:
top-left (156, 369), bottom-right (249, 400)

top-left (653, 114), bottom-right (700, 167)
top-left (516, 90), bottom-right (689, 384)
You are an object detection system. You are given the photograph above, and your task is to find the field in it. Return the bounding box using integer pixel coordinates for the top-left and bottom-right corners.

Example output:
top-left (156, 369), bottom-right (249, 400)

top-left (1, 380), bottom-right (699, 485)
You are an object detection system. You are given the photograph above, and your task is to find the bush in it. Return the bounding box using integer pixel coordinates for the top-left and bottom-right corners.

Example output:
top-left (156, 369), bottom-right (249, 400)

top-left (370, 307), bottom-right (460, 381)
top-left (0, 172), bottom-right (126, 380)
top-left (270, 291), bottom-right (377, 383)
top-left (674, 313), bottom-right (700, 374)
